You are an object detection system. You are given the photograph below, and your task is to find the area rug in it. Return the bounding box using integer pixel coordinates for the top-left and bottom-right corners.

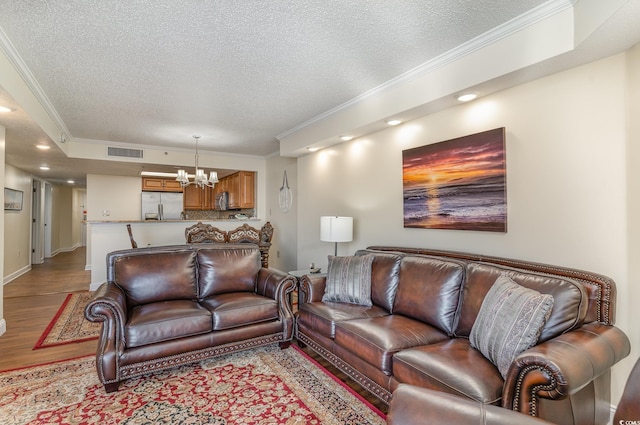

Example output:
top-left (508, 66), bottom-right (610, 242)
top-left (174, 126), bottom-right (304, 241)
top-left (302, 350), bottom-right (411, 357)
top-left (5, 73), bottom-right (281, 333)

top-left (0, 344), bottom-right (386, 424)
top-left (33, 292), bottom-right (100, 349)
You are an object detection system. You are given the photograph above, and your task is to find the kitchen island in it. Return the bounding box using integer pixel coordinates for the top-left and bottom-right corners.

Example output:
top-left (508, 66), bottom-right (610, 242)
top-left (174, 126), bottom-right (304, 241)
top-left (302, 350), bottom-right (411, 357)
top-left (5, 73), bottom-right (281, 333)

top-left (87, 219), bottom-right (264, 290)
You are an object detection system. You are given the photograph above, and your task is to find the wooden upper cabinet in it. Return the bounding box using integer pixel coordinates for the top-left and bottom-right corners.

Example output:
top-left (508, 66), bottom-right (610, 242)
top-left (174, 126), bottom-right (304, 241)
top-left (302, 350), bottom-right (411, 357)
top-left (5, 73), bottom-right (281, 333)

top-left (238, 171), bottom-right (255, 208)
top-left (182, 171), bottom-right (254, 210)
top-left (162, 179), bottom-right (183, 192)
top-left (142, 177), bottom-right (183, 192)
top-left (141, 177), bottom-right (165, 191)
top-left (226, 171), bottom-right (255, 209)
top-left (183, 184), bottom-right (213, 210)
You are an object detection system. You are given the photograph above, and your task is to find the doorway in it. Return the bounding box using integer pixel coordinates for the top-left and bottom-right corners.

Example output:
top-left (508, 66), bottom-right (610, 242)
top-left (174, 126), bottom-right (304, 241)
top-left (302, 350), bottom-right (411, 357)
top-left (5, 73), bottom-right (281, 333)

top-left (31, 179), bottom-right (52, 264)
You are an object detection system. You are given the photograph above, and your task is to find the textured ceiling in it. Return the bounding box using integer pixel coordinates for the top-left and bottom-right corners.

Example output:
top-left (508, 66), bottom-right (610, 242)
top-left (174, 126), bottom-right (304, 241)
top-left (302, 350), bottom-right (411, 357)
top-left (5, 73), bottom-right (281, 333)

top-left (0, 0), bottom-right (546, 153)
top-left (0, 0), bottom-right (639, 186)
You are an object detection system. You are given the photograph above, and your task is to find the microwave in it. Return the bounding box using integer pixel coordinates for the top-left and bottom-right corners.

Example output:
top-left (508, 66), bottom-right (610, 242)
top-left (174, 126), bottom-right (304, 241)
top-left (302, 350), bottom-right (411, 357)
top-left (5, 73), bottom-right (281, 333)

top-left (215, 191), bottom-right (229, 210)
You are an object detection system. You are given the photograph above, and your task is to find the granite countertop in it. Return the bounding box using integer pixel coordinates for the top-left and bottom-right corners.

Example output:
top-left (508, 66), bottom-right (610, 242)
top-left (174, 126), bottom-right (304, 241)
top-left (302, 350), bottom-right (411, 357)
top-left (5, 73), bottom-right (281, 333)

top-left (86, 218), bottom-right (260, 224)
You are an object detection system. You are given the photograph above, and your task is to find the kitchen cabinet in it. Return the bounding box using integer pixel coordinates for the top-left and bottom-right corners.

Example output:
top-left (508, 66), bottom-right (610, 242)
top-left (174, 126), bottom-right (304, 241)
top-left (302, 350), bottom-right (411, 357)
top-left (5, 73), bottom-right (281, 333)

top-left (142, 177), bottom-right (183, 192)
top-left (183, 184), bottom-right (213, 210)
top-left (184, 171), bottom-right (254, 210)
top-left (226, 171), bottom-right (255, 209)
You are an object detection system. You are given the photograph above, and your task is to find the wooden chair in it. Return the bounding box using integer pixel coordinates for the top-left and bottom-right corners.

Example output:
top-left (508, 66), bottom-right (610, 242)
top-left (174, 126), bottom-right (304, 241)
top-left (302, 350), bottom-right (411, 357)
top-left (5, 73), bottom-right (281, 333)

top-left (185, 221), bottom-right (274, 267)
top-left (126, 224), bottom-right (138, 248)
top-left (227, 222), bottom-right (274, 268)
top-left (184, 222), bottom-right (227, 244)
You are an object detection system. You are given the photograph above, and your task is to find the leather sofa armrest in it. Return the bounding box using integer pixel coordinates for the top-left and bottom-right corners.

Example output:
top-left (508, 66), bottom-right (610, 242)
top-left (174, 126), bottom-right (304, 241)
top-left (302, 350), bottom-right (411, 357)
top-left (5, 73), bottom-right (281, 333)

top-left (84, 282), bottom-right (127, 348)
top-left (503, 323), bottom-right (630, 415)
top-left (256, 268), bottom-right (296, 301)
top-left (84, 282), bottom-right (128, 383)
top-left (256, 268), bottom-right (296, 340)
top-left (298, 274), bottom-right (327, 303)
top-left (388, 384), bottom-right (551, 425)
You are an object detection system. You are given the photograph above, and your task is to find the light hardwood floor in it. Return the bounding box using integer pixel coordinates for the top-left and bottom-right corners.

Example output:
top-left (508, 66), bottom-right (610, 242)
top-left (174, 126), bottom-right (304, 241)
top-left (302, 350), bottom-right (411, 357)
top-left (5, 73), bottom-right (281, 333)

top-left (0, 248), bottom-right (97, 371)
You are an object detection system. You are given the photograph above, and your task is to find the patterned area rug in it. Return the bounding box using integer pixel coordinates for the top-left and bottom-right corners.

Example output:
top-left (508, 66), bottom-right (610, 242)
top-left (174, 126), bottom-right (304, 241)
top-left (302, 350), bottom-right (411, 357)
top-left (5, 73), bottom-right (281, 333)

top-left (33, 292), bottom-right (100, 349)
top-left (0, 344), bottom-right (386, 424)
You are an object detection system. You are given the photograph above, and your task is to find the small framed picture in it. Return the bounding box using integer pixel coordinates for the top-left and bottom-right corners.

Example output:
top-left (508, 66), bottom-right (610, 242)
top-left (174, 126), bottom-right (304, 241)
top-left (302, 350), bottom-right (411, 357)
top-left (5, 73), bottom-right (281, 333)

top-left (4, 187), bottom-right (24, 211)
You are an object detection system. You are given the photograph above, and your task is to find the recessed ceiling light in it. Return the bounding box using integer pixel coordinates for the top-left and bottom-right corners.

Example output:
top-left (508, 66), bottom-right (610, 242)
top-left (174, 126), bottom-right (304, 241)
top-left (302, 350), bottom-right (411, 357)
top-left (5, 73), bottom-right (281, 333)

top-left (307, 147), bottom-right (320, 152)
top-left (36, 144), bottom-right (51, 150)
top-left (67, 180), bottom-right (75, 184)
top-left (0, 105), bottom-right (12, 113)
top-left (340, 135), bottom-right (353, 141)
top-left (457, 93), bottom-right (477, 102)
top-left (386, 119), bottom-right (402, 126)
top-left (39, 165), bottom-right (50, 171)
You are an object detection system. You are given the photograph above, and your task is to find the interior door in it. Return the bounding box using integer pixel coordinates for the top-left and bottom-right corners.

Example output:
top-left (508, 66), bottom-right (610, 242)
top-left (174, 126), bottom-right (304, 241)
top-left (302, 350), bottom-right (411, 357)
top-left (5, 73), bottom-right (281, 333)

top-left (30, 179), bottom-right (44, 264)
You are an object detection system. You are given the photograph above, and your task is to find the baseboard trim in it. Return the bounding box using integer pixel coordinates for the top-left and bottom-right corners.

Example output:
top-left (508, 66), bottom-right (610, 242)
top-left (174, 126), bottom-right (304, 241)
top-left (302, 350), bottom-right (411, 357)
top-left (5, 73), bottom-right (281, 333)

top-left (50, 243), bottom-right (84, 258)
top-left (3, 264), bottom-right (32, 285)
top-left (609, 404), bottom-right (616, 425)
top-left (0, 318), bottom-right (6, 337)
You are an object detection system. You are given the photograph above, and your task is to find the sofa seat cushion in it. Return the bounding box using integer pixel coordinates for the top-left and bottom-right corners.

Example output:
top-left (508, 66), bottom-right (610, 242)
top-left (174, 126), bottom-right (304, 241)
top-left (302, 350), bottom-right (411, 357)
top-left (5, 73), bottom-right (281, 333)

top-left (125, 300), bottom-right (212, 348)
top-left (393, 339), bottom-right (504, 404)
top-left (200, 293), bottom-right (279, 330)
top-left (334, 315), bottom-right (449, 375)
top-left (297, 301), bottom-right (389, 339)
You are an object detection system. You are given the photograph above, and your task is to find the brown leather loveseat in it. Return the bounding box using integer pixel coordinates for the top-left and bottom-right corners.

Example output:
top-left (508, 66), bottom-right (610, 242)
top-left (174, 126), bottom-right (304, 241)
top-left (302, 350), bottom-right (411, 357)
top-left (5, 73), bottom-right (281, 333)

top-left (85, 243), bottom-right (296, 392)
top-left (296, 246), bottom-right (630, 425)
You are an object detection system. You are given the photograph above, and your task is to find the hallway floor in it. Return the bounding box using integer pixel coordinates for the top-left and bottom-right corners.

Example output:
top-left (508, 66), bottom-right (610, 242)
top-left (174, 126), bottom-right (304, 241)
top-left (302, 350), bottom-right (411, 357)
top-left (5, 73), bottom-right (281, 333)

top-left (0, 248), bottom-right (97, 370)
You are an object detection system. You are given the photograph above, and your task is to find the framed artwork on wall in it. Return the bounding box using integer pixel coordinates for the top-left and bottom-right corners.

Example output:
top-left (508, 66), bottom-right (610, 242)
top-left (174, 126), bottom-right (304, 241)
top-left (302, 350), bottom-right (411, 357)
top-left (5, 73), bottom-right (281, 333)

top-left (4, 187), bottom-right (24, 211)
top-left (402, 127), bottom-right (507, 232)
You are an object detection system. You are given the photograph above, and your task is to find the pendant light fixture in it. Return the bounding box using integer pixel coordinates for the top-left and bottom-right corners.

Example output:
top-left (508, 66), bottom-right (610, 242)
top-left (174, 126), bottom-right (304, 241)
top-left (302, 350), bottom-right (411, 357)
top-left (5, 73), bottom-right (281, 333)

top-left (176, 135), bottom-right (219, 189)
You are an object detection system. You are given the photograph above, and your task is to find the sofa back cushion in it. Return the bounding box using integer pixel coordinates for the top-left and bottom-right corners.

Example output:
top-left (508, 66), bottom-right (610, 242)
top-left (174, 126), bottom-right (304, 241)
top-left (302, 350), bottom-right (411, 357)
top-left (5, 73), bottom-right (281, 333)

top-left (393, 256), bottom-right (465, 335)
top-left (355, 249), bottom-right (403, 312)
top-left (112, 250), bottom-right (198, 308)
top-left (454, 262), bottom-right (588, 341)
top-left (197, 245), bottom-right (261, 298)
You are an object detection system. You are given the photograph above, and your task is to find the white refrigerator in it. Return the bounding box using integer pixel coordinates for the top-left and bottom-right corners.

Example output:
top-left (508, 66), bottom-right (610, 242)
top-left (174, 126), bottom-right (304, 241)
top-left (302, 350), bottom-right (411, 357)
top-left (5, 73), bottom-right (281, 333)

top-left (141, 192), bottom-right (184, 220)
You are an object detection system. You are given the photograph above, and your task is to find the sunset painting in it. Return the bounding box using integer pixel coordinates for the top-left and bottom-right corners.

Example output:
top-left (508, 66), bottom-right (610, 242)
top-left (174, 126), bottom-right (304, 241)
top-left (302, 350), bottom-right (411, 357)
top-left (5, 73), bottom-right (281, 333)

top-left (402, 128), bottom-right (506, 232)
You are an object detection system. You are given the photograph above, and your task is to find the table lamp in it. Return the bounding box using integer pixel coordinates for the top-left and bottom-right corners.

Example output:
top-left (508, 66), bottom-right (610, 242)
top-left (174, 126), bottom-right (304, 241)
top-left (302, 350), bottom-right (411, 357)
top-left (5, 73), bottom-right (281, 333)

top-left (320, 216), bottom-right (353, 256)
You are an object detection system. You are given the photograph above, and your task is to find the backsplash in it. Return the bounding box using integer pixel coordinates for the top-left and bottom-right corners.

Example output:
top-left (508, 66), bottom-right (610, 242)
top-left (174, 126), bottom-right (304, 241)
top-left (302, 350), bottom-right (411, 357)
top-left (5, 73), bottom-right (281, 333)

top-left (183, 209), bottom-right (255, 220)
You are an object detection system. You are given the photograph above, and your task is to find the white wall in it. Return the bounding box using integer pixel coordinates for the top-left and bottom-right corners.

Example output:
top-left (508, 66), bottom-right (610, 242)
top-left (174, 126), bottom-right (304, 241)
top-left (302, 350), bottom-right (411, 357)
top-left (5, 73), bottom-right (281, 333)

top-left (86, 174), bottom-right (143, 222)
top-left (85, 174), bottom-right (144, 270)
top-left (0, 125), bottom-right (6, 336)
top-left (623, 41), bottom-right (640, 389)
top-left (51, 184), bottom-right (82, 254)
top-left (297, 51), bottom-right (636, 403)
top-left (3, 164), bottom-right (32, 283)
top-left (265, 155), bottom-right (297, 272)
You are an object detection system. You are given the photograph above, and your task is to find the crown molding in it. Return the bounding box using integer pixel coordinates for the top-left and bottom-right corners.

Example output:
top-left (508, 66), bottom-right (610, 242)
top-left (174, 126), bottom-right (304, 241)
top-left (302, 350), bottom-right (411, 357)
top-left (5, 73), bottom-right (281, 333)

top-left (277, 0), bottom-right (576, 140)
top-left (0, 25), bottom-right (72, 141)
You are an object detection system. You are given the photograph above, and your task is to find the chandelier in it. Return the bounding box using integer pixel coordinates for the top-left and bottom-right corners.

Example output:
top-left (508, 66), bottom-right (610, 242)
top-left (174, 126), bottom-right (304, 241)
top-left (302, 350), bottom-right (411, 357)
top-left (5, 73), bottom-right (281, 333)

top-left (176, 135), bottom-right (219, 189)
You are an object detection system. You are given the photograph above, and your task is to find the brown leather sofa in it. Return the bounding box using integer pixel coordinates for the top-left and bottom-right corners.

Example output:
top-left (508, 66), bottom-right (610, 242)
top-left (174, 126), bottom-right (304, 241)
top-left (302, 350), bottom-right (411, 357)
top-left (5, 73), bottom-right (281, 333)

top-left (85, 243), bottom-right (296, 392)
top-left (386, 357), bottom-right (640, 425)
top-left (295, 246), bottom-right (630, 425)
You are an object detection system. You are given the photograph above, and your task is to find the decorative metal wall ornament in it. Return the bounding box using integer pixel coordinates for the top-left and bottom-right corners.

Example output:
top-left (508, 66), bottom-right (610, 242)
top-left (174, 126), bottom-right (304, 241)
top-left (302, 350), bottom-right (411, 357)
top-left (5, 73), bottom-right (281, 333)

top-left (279, 170), bottom-right (293, 213)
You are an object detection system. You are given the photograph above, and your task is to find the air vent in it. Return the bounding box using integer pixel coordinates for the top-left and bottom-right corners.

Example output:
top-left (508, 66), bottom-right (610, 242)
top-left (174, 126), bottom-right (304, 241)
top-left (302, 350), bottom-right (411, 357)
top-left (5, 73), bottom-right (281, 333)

top-left (107, 146), bottom-right (144, 159)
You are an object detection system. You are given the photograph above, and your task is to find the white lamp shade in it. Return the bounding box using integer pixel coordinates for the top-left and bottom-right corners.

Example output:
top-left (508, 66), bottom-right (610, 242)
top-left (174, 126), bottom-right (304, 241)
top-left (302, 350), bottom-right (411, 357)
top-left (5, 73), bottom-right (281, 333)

top-left (320, 216), bottom-right (353, 242)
